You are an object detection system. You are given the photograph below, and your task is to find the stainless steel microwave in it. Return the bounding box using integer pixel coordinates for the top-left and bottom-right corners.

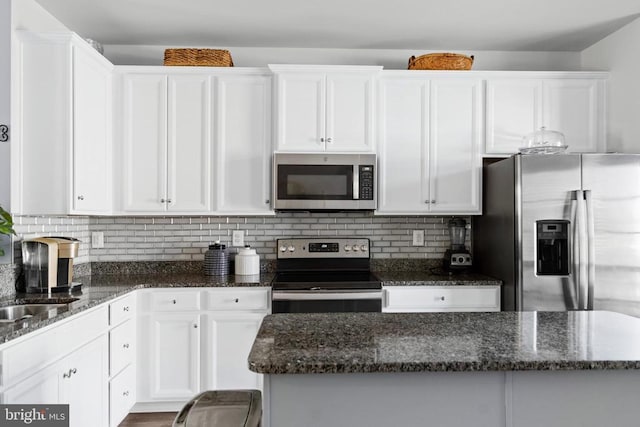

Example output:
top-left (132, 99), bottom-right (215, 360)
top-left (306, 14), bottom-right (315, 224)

top-left (273, 153), bottom-right (377, 211)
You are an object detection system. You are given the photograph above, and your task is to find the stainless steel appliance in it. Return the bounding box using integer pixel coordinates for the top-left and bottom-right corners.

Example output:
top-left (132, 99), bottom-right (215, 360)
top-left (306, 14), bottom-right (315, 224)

top-left (20, 236), bottom-right (81, 293)
top-left (273, 153), bottom-right (376, 211)
top-left (474, 154), bottom-right (640, 317)
top-left (271, 238), bottom-right (382, 313)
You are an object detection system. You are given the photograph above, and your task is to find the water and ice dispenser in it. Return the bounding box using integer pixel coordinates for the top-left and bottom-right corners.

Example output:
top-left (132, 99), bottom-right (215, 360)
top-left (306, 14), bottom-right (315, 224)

top-left (535, 220), bottom-right (570, 276)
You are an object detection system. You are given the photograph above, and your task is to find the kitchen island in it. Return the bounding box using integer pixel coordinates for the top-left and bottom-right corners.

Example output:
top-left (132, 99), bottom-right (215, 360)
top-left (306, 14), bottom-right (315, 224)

top-left (249, 311), bottom-right (640, 427)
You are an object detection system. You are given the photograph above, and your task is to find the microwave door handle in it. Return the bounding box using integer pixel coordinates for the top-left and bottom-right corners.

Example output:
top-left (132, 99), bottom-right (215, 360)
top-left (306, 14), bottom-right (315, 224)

top-left (353, 165), bottom-right (359, 200)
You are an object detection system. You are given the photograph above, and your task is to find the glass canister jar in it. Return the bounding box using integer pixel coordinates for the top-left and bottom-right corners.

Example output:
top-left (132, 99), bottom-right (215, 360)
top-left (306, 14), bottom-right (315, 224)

top-left (204, 241), bottom-right (228, 276)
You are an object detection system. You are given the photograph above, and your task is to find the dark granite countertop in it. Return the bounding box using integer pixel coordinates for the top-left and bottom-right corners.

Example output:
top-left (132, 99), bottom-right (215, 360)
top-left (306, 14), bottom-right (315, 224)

top-left (0, 270), bottom-right (498, 345)
top-left (0, 273), bottom-right (273, 345)
top-left (248, 311), bottom-right (640, 374)
top-left (377, 271), bottom-right (501, 286)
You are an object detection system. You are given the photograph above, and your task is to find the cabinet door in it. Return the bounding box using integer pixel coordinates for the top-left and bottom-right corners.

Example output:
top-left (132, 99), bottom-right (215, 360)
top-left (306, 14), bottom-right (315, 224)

top-left (167, 75), bottom-right (212, 212)
top-left (485, 79), bottom-right (542, 154)
top-left (214, 74), bottom-right (273, 214)
top-left (326, 73), bottom-right (375, 152)
top-left (122, 74), bottom-right (168, 212)
top-left (205, 313), bottom-right (266, 391)
top-left (274, 72), bottom-right (325, 151)
top-left (72, 44), bottom-right (112, 214)
top-left (1, 365), bottom-right (59, 404)
top-left (429, 79), bottom-right (482, 214)
top-left (543, 79), bottom-right (604, 153)
top-left (144, 313), bottom-right (201, 400)
top-left (59, 336), bottom-right (108, 427)
top-left (377, 77), bottom-right (430, 214)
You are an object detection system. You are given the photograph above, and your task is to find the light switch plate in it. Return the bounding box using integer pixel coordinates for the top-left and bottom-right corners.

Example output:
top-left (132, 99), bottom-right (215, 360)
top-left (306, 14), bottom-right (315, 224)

top-left (412, 230), bottom-right (425, 246)
top-left (91, 232), bottom-right (104, 249)
top-left (232, 230), bottom-right (244, 247)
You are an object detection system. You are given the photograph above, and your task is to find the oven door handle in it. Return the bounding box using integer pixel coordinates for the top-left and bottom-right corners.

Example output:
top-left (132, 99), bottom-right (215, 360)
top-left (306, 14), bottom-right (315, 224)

top-left (272, 290), bottom-right (383, 301)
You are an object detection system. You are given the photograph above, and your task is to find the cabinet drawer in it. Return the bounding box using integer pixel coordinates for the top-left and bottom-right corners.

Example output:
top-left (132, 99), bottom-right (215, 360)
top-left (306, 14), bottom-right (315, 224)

top-left (150, 291), bottom-right (201, 311)
top-left (206, 288), bottom-right (269, 311)
top-left (109, 364), bottom-right (136, 427)
top-left (384, 286), bottom-right (500, 312)
top-left (110, 293), bottom-right (136, 326)
top-left (110, 319), bottom-right (135, 377)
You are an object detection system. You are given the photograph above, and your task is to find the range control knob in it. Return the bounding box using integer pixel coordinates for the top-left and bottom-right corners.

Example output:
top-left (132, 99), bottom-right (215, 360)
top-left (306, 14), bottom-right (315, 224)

top-left (344, 245), bottom-right (352, 252)
top-left (287, 245), bottom-right (295, 252)
top-left (279, 245), bottom-right (287, 252)
top-left (353, 246), bottom-right (360, 252)
top-left (360, 245), bottom-right (368, 252)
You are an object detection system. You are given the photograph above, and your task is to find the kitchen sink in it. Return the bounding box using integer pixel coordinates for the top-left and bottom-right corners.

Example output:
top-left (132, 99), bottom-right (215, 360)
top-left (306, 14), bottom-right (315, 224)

top-left (0, 304), bottom-right (69, 323)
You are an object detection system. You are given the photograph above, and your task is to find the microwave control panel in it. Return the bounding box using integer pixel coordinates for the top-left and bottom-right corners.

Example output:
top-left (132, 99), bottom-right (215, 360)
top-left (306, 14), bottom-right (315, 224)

top-left (359, 165), bottom-right (375, 200)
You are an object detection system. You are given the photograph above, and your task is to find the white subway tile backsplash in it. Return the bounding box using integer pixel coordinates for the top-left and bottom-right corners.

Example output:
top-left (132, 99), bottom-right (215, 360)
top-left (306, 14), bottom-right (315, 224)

top-left (11, 213), bottom-right (470, 264)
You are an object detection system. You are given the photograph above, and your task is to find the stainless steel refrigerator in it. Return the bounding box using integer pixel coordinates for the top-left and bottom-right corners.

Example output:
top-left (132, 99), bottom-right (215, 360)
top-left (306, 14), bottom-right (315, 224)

top-left (474, 154), bottom-right (640, 317)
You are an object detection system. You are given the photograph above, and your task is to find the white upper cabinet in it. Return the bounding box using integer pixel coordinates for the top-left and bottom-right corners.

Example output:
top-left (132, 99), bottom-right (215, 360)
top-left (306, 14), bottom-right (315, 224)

top-left (214, 72), bottom-right (273, 214)
top-left (12, 32), bottom-right (113, 215)
top-left (485, 74), bottom-right (607, 155)
top-left (118, 72), bottom-right (213, 214)
top-left (377, 73), bottom-right (482, 215)
top-left (270, 65), bottom-right (381, 152)
top-left (168, 75), bottom-right (212, 212)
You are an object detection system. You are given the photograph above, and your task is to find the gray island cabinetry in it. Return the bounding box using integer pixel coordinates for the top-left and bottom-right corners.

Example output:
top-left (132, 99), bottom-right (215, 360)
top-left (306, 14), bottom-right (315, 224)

top-left (249, 311), bottom-right (640, 427)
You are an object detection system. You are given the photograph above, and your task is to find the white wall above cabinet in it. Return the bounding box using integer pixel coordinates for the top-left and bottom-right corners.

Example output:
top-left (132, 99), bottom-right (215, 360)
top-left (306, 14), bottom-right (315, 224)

top-left (12, 31), bottom-right (113, 215)
top-left (270, 65), bottom-right (381, 152)
top-left (484, 72), bottom-right (607, 155)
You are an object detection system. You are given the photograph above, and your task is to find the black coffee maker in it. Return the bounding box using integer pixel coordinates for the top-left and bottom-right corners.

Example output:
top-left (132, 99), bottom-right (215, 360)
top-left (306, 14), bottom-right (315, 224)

top-left (443, 218), bottom-right (472, 272)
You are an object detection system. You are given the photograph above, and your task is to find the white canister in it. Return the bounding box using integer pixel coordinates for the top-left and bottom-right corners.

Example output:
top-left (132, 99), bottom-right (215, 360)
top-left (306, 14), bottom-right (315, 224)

top-left (235, 245), bottom-right (260, 276)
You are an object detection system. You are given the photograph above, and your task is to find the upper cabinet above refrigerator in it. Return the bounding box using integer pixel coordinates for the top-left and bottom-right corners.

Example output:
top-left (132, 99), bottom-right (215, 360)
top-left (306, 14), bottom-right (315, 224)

top-left (269, 65), bottom-right (381, 153)
top-left (485, 73), bottom-right (607, 155)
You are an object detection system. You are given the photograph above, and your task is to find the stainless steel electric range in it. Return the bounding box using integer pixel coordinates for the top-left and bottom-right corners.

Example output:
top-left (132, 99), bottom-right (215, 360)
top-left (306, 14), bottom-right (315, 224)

top-left (271, 238), bottom-right (382, 313)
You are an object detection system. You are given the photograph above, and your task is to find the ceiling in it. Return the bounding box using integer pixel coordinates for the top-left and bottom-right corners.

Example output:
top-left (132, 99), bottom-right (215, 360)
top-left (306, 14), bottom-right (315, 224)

top-left (35, 0), bottom-right (640, 51)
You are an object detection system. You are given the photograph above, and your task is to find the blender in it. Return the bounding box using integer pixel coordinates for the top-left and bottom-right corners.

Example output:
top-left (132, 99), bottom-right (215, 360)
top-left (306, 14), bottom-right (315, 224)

top-left (443, 218), bottom-right (472, 272)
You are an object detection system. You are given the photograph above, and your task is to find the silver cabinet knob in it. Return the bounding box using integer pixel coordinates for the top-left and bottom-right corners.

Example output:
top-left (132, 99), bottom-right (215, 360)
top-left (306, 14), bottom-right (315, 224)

top-left (193, 324), bottom-right (198, 329)
top-left (77, 195), bottom-right (84, 201)
top-left (160, 198), bottom-right (166, 203)
top-left (326, 137), bottom-right (332, 143)
top-left (123, 343), bottom-right (130, 349)
top-left (265, 199), bottom-right (270, 204)
top-left (431, 200), bottom-right (436, 204)
top-left (167, 199), bottom-right (172, 204)
top-left (439, 296), bottom-right (445, 301)
top-left (123, 391), bottom-right (130, 397)
top-left (234, 298), bottom-right (239, 303)
top-left (425, 200), bottom-right (430, 204)
top-left (123, 306), bottom-right (130, 312)
top-left (172, 300), bottom-right (177, 304)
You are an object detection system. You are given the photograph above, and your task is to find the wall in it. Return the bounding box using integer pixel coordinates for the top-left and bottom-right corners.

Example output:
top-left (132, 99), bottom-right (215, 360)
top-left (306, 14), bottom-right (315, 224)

top-left (581, 17), bottom-right (640, 152)
top-left (105, 45), bottom-right (582, 71)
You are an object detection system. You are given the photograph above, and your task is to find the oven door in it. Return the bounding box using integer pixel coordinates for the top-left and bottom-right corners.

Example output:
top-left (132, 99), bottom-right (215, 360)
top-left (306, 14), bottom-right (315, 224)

top-left (272, 290), bottom-right (383, 313)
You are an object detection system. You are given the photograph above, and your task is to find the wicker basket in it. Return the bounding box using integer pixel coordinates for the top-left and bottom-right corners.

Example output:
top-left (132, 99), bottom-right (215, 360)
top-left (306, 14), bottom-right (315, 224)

top-left (408, 53), bottom-right (474, 70)
top-left (164, 48), bottom-right (234, 67)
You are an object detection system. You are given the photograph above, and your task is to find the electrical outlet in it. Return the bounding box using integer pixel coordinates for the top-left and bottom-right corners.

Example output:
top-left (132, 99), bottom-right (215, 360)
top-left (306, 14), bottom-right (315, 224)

top-left (232, 230), bottom-right (244, 247)
top-left (91, 232), bottom-right (104, 249)
top-left (412, 230), bottom-right (425, 246)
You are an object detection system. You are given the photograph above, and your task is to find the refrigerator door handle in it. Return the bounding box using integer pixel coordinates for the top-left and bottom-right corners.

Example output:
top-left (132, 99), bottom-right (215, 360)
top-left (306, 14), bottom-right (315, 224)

top-left (570, 193), bottom-right (579, 309)
top-left (576, 190), bottom-right (589, 310)
top-left (585, 190), bottom-right (595, 310)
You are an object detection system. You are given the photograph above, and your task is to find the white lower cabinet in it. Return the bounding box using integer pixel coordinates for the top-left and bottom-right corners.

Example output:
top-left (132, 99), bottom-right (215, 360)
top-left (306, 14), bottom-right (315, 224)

top-left (136, 288), bottom-right (270, 409)
top-left (110, 364), bottom-right (136, 427)
top-left (383, 286), bottom-right (501, 312)
top-left (0, 306), bottom-right (109, 427)
top-left (205, 313), bottom-right (265, 390)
